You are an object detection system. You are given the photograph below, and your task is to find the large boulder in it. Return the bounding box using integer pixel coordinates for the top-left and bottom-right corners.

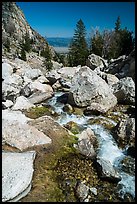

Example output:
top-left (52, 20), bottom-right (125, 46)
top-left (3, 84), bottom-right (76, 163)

top-left (2, 109), bottom-right (52, 150)
top-left (2, 151), bottom-right (36, 202)
top-left (68, 66), bottom-right (117, 113)
top-left (86, 54), bottom-right (108, 70)
top-left (112, 77), bottom-right (135, 105)
top-left (46, 66), bottom-right (80, 88)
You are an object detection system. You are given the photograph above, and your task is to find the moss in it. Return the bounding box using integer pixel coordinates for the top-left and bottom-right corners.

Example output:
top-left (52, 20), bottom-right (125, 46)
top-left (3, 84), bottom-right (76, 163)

top-left (24, 106), bottom-right (57, 119)
top-left (88, 117), bottom-right (115, 130)
top-left (64, 121), bottom-right (82, 135)
top-left (20, 133), bottom-right (79, 202)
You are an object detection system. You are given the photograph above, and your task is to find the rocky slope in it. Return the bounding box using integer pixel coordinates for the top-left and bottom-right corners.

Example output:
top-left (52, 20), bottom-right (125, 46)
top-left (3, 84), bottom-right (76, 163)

top-left (2, 2), bottom-right (54, 58)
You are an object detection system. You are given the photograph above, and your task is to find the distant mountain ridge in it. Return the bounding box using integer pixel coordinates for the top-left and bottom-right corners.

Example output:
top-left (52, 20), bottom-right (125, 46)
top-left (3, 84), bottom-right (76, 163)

top-left (46, 37), bottom-right (72, 47)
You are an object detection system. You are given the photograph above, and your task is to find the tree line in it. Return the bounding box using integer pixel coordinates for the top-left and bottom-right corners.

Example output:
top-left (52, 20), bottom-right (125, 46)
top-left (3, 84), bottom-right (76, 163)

top-left (67, 17), bottom-right (135, 66)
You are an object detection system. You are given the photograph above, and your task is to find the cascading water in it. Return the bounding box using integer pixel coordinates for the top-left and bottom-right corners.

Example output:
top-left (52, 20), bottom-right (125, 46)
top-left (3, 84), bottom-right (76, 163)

top-left (46, 91), bottom-right (135, 200)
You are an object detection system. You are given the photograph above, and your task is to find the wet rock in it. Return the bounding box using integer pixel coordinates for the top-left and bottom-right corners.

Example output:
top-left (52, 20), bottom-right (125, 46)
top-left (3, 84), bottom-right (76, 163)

top-left (126, 146), bottom-right (135, 158)
top-left (75, 128), bottom-right (97, 159)
top-left (112, 77), bottom-right (135, 105)
top-left (63, 104), bottom-right (74, 113)
top-left (118, 156), bottom-right (135, 176)
top-left (64, 121), bottom-right (81, 134)
top-left (113, 117), bottom-right (135, 148)
top-left (57, 93), bottom-right (69, 104)
top-left (68, 66), bottom-right (117, 113)
top-left (87, 116), bottom-right (116, 130)
top-left (2, 151), bottom-right (36, 202)
top-left (95, 157), bottom-right (121, 182)
top-left (84, 103), bottom-right (107, 115)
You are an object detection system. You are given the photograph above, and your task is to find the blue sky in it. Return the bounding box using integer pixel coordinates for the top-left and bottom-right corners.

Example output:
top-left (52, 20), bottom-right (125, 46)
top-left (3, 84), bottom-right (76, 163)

top-left (16, 2), bottom-right (135, 38)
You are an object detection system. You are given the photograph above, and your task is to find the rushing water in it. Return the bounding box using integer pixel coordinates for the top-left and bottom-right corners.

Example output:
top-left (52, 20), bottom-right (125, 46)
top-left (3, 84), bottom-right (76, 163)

top-left (46, 91), bottom-right (135, 199)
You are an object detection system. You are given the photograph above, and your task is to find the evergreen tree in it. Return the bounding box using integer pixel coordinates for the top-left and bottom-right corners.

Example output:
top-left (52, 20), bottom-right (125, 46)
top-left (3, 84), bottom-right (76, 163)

top-left (68, 19), bottom-right (89, 66)
top-left (42, 45), bottom-right (53, 70)
top-left (20, 48), bottom-right (26, 61)
top-left (115, 16), bottom-right (121, 32)
top-left (20, 32), bottom-right (32, 53)
top-left (89, 16), bottom-right (134, 60)
top-left (90, 30), bottom-right (104, 57)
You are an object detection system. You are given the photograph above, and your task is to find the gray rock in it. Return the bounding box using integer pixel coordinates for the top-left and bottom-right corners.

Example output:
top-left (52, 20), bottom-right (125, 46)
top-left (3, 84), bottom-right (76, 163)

top-left (2, 151), bottom-right (36, 202)
top-left (68, 66), bottom-right (117, 113)
top-left (22, 68), bottom-right (42, 80)
top-left (63, 104), bottom-right (74, 113)
top-left (75, 128), bottom-right (97, 159)
top-left (2, 109), bottom-right (51, 150)
top-left (114, 117), bottom-right (135, 148)
top-left (12, 95), bottom-right (35, 110)
top-left (2, 81), bottom-right (21, 102)
top-left (96, 157), bottom-right (121, 182)
top-left (86, 54), bottom-right (108, 70)
top-left (28, 91), bottom-right (53, 104)
top-left (112, 77), bottom-right (135, 105)
top-left (90, 187), bottom-right (98, 196)
top-left (75, 181), bottom-right (90, 202)
top-left (20, 83), bottom-right (32, 97)
top-left (2, 62), bottom-right (13, 79)
top-left (2, 120), bottom-right (52, 151)
top-left (2, 100), bottom-right (13, 108)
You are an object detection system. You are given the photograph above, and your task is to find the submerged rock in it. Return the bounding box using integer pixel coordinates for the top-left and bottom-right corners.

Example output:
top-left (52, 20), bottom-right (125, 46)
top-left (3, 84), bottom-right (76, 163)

top-left (2, 151), bottom-right (36, 202)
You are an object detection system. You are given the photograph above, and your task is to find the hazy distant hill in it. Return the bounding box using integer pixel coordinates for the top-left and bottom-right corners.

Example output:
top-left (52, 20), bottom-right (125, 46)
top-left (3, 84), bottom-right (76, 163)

top-left (46, 37), bottom-right (72, 48)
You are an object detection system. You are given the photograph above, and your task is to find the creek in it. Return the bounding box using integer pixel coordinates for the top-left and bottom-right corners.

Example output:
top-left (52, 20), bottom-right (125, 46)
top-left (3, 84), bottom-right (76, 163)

top-left (46, 91), bottom-right (135, 200)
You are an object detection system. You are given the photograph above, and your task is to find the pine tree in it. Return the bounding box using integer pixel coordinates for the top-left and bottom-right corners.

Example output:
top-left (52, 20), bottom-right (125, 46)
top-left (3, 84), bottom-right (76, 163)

top-left (20, 48), bottom-right (26, 61)
top-left (68, 19), bottom-right (89, 66)
top-left (115, 16), bottom-right (121, 32)
top-left (90, 30), bottom-right (104, 57)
